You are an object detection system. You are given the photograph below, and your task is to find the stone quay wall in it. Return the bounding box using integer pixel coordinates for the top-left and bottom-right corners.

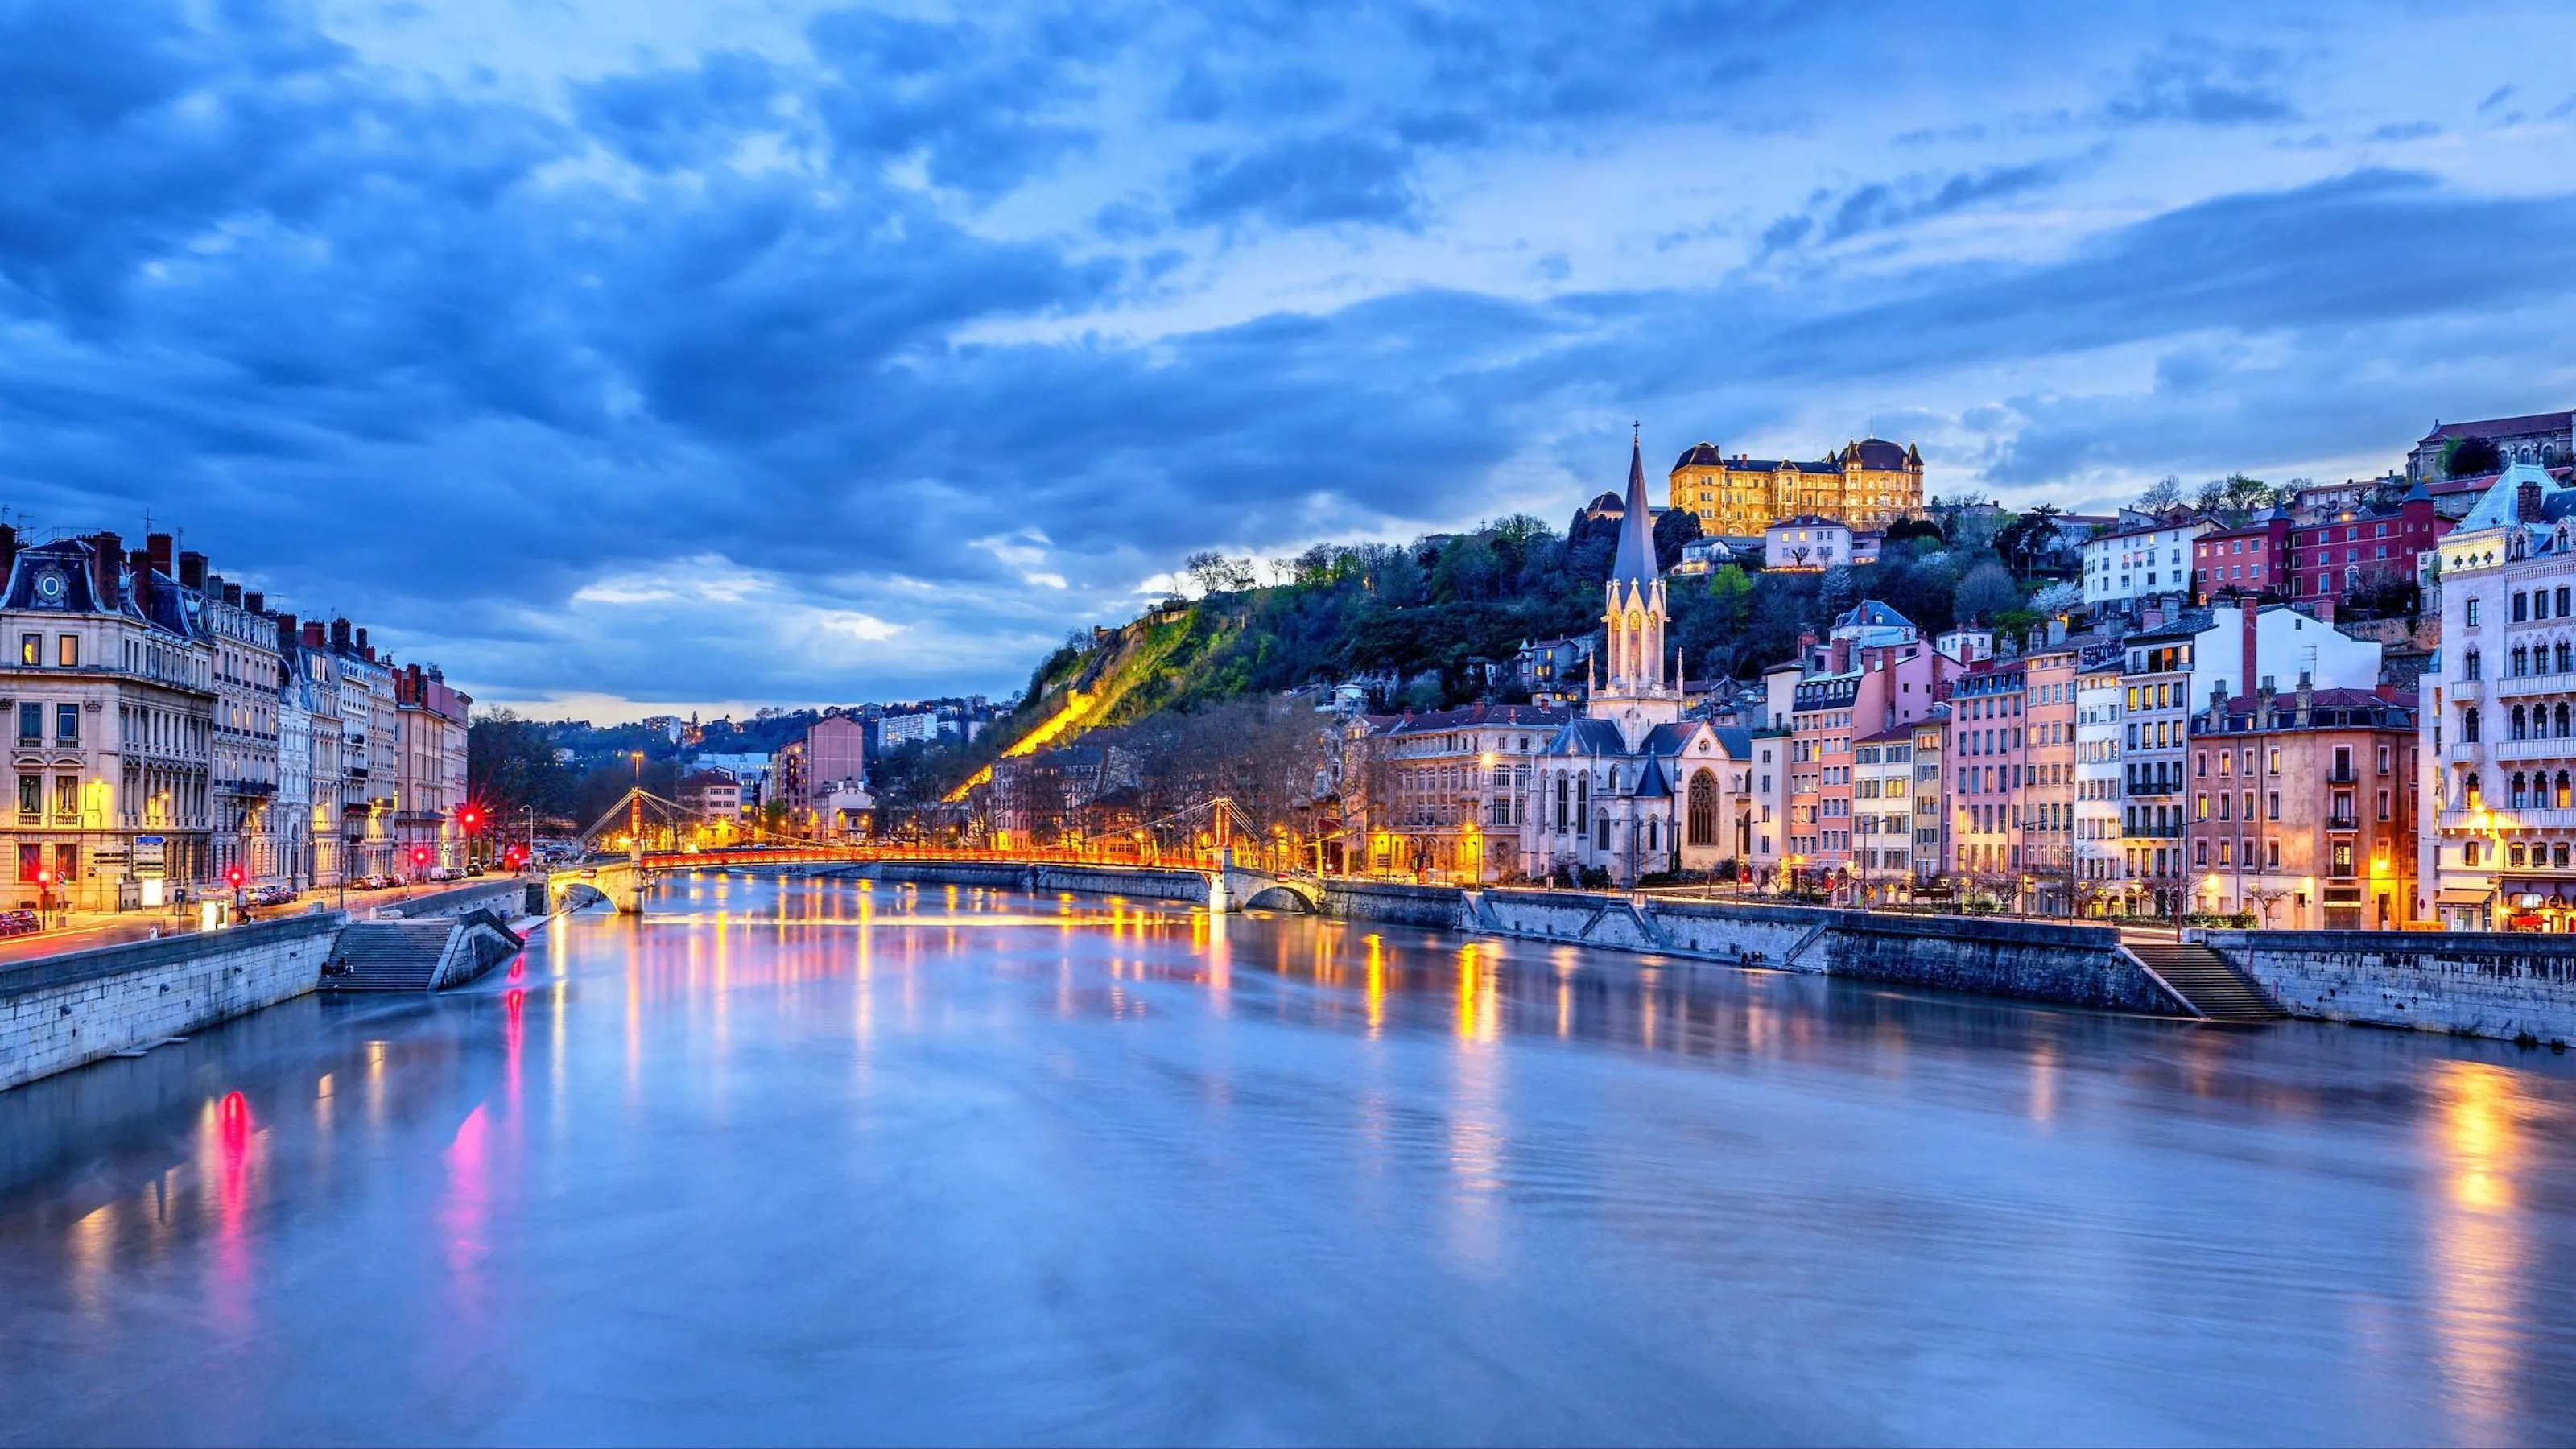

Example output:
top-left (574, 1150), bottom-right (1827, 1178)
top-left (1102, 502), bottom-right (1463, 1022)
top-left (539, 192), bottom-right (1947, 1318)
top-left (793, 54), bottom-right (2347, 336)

top-left (2205, 931), bottom-right (2576, 1044)
top-left (1820, 913), bottom-right (2186, 1015)
top-left (386, 880), bottom-right (528, 920)
top-left (0, 914), bottom-right (344, 1092)
top-left (1319, 879), bottom-right (1464, 929)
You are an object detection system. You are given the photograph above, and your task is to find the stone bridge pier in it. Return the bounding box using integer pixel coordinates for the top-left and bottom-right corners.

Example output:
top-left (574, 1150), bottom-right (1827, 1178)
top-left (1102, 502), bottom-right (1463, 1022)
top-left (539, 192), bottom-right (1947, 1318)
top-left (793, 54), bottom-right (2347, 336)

top-left (547, 862), bottom-right (646, 915)
top-left (1220, 865), bottom-right (1323, 914)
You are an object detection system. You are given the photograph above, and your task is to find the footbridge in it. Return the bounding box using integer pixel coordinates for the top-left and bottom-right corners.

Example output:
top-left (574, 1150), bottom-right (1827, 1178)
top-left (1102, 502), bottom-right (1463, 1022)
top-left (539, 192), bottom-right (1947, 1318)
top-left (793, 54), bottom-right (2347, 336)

top-left (547, 846), bottom-right (887, 914)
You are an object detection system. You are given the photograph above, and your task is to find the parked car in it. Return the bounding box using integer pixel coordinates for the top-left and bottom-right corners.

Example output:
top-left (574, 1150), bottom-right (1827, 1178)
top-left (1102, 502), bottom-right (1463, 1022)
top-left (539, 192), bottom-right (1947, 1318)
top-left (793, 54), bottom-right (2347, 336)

top-left (0, 910), bottom-right (41, 937)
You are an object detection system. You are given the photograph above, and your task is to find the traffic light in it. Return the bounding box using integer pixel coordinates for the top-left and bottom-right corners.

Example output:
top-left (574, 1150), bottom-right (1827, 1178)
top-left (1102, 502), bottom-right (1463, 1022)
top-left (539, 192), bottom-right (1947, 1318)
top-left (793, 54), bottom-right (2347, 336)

top-left (413, 847), bottom-right (431, 865)
top-left (460, 806), bottom-right (481, 831)
top-left (225, 865), bottom-right (246, 890)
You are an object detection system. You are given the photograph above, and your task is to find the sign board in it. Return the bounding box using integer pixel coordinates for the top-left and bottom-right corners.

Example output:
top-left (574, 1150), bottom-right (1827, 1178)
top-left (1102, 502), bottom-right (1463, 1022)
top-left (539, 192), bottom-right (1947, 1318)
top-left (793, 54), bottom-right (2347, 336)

top-left (133, 835), bottom-right (166, 879)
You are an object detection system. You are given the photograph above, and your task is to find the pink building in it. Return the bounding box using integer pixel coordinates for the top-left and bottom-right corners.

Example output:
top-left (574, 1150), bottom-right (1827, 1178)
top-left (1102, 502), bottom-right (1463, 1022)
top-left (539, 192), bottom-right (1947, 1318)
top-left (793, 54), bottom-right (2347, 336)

top-left (800, 715), bottom-right (869, 811)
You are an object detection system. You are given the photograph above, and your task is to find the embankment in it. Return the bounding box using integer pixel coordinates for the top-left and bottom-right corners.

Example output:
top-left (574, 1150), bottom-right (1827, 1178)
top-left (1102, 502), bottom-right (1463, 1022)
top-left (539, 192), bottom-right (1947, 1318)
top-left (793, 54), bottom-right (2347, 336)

top-left (0, 913), bottom-right (344, 1091)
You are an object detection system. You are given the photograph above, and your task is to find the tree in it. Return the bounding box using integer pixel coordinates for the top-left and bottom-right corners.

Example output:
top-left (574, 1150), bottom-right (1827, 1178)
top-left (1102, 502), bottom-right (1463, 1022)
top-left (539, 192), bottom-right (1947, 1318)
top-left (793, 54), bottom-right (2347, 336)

top-left (1885, 517), bottom-right (1945, 547)
top-left (1993, 504), bottom-right (2064, 577)
top-left (2136, 475), bottom-right (2185, 512)
top-left (2029, 580), bottom-right (2083, 616)
top-left (1652, 505), bottom-right (1703, 572)
top-left (1955, 561), bottom-right (2021, 622)
top-left (2446, 436), bottom-right (2504, 478)
top-left (467, 711), bottom-right (576, 828)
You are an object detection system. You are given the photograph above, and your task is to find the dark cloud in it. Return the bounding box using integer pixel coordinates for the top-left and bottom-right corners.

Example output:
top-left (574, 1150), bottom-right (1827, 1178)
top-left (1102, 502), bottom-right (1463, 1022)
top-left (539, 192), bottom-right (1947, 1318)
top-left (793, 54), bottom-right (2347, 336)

top-left (806, 8), bottom-right (1098, 196)
top-left (574, 51), bottom-right (784, 173)
top-left (2103, 39), bottom-right (2298, 127)
top-left (0, 0), bottom-right (2569, 707)
top-left (1175, 134), bottom-right (1421, 229)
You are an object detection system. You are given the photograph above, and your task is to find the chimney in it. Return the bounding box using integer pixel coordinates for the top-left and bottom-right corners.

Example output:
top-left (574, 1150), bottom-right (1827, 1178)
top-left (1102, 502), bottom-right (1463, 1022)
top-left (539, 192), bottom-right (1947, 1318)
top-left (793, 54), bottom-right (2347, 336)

top-left (88, 532), bottom-right (121, 604)
top-left (2519, 478), bottom-right (2545, 522)
top-left (275, 613), bottom-right (299, 653)
top-left (354, 626), bottom-right (369, 657)
top-left (1830, 638), bottom-right (1853, 675)
top-left (147, 532), bottom-right (175, 579)
top-left (303, 621), bottom-right (326, 649)
top-left (126, 549), bottom-right (154, 609)
top-left (243, 591), bottom-right (264, 615)
top-left (2241, 603), bottom-right (2260, 695)
top-left (2295, 677), bottom-right (2314, 727)
top-left (223, 583), bottom-right (242, 606)
top-left (330, 617), bottom-right (352, 651)
top-left (177, 551), bottom-right (208, 590)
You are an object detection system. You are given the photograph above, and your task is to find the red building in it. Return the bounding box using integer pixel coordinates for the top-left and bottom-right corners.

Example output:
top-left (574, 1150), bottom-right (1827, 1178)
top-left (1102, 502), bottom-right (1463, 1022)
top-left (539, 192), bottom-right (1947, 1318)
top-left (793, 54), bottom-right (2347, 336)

top-left (2287, 482), bottom-right (2445, 610)
top-left (2194, 514), bottom-right (2292, 603)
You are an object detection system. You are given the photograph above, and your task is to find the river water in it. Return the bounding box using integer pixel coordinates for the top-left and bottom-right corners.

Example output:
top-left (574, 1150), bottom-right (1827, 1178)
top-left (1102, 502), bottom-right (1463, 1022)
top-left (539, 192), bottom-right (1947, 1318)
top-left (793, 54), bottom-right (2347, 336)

top-left (1, 873), bottom-right (2572, 1446)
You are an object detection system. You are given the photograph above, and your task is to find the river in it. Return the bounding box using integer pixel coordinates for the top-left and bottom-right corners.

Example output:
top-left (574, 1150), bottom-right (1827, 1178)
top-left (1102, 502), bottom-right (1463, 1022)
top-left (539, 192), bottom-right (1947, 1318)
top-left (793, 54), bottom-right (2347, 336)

top-left (1, 873), bottom-right (2571, 1445)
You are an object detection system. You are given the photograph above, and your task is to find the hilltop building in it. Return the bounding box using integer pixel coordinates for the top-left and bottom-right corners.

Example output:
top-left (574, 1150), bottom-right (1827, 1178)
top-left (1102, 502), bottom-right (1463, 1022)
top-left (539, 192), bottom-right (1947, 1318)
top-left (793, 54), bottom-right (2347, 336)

top-left (1667, 437), bottom-right (1923, 537)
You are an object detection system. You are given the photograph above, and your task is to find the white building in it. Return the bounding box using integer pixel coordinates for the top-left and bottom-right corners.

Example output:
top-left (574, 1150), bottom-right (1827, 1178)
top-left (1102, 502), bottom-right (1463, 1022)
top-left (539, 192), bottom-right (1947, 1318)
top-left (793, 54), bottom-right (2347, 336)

top-left (2074, 648), bottom-right (2127, 907)
top-left (2083, 514), bottom-right (2210, 610)
top-left (878, 709), bottom-right (941, 748)
top-left (2422, 463), bottom-right (2576, 929)
top-left (1763, 515), bottom-right (1855, 572)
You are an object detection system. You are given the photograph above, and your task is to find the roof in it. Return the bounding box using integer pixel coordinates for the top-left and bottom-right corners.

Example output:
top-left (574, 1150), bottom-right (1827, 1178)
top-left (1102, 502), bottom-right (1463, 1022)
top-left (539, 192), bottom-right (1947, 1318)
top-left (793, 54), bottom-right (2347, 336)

top-left (1629, 758), bottom-right (1674, 799)
top-left (1840, 438), bottom-right (1913, 471)
top-left (1833, 599), bottom-right (1912, 631)
top-left (1383, 704), bottom-right (1569, 736)
top-left (1543, 718), bottom-right (1629, 758)
top-left (2417, 411), bottom-right (2573, 444)
top-left (1670, 441), bottom-right (1840, 474)
top-left (1611, 436), bottom-right (1659, 587)
top-left (2127, 609), bottom-right (2215, 644)
top-left (1857, 722), bottom-right (1915, 745)
top-left (2450, 461), bottom-right (2567, 535)
top-left (1765, 514), bottom-right (1848, 531)
top-left (2, 539), bottom-right (115, 614)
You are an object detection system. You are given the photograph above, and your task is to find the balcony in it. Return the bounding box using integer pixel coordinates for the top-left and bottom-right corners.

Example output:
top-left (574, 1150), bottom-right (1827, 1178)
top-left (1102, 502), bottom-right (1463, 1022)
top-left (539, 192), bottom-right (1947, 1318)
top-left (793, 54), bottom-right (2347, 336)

top-left (2488, 737), bottom-right (2576, 762)
top-left (2442, 807), bottom-right (2576, 830)
top-left (2326, 815), bottom-right (2360, 831)
top-left (2325, 769), bottom-right (2359, 785)
top-left (2498, 671), bottom-right (2576, 698)
top-left (2449, 742), bottom-right (2487, 762)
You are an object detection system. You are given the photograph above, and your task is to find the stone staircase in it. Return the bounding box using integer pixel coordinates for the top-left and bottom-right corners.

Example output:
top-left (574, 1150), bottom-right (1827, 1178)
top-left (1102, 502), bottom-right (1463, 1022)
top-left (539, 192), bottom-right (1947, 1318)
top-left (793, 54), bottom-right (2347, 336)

top-left (319, 922), bottom-right (456, 993)
top-left (2120, 935), bottom-right (2287, 1022)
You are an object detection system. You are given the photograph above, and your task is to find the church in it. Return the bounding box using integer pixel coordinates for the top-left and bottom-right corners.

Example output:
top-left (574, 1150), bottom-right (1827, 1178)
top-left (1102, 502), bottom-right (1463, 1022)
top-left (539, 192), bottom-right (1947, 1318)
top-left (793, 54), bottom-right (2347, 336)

top-left (1520, 436), bottom-right (1756, 886)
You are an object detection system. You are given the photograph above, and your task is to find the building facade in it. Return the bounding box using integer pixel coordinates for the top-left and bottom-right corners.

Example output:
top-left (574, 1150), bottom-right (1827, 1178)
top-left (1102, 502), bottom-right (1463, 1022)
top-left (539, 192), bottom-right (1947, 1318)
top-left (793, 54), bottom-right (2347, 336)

top-left (2083, 514), bottom-right (2209, 612)
top-left (2193, 515), bottom-right (2292, 604)
top-left (2287, 484), bottom-right (2445, 611)
top-left (1667, 437), bottom-right (1923, 538)
top-left (2185, 686), bottom-right (2417, 930)
top-left (2425, 464), bottom-right (2576, 928)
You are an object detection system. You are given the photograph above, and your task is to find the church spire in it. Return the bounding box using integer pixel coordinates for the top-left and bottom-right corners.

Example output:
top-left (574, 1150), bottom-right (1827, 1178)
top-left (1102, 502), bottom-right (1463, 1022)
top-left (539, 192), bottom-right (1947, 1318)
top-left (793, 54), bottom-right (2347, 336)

top-left (1611, 426), bottom-right (1657, 588)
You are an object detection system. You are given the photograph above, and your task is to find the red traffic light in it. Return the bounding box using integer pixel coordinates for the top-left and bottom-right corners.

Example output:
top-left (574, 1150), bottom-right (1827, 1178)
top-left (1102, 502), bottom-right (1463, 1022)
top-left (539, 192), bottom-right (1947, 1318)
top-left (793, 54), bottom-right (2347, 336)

top-left (35, 869), bottom-right (52, 886)
top-left (413, 848), bottom-right (431, 865)
top-left (225, 865), bottom-right (246, 889)
top-left (460, 807), bottom-right (481, 829)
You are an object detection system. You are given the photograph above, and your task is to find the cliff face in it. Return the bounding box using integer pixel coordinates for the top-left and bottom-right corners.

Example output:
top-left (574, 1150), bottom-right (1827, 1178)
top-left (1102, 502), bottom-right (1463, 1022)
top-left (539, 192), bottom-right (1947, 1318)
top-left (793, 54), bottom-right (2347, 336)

top-left (949, 602), bottom-right (1243, 799)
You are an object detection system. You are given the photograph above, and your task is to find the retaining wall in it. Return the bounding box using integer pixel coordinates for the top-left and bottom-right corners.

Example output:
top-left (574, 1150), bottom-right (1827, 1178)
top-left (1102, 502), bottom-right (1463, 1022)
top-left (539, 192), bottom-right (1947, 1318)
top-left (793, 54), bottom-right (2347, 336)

top-left (1823, 913), bottom-right (2185, 1014)
top-left (2207, 931), bottom-right (2576, 1044)
top-left (387, 880), bottom-right (527, 920)
top-left (1035, 864), bottom-right (1208, 903)
top-left (1320, 879), bottom-right (1463, 929)
top-left (427, 910), bottom-right (530, 990)
top-left (1638, 898), bottom-right (1827, 967)
top-left (0, 914), bottom-right (344, 1091)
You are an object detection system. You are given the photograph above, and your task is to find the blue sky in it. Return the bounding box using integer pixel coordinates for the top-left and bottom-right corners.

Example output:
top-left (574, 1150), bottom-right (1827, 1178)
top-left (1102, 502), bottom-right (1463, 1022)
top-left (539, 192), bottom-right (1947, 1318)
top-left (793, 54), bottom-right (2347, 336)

top-left (5, 0), bottom-right (2573, 719)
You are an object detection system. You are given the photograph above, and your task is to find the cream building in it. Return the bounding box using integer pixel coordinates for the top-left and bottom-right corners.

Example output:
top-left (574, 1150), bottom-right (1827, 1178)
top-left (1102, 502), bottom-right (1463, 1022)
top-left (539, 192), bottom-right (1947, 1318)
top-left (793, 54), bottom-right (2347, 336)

top-left (0, 532), bottom-right (214, 910)
top-left (1669, 437), bottom-right (1923, 537)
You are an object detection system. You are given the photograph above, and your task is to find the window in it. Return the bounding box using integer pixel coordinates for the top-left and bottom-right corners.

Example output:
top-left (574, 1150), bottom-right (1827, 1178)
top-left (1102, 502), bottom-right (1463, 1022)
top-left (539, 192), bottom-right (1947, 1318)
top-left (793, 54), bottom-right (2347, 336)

top-left (2377, 745), bottom-right (2391, 775)
top-left (14, 703), bottom-right (37, 745)
top-left (2512, 706), bottom-right (2529, 741)
top-left (2516, 592), bottom-right (2530, 621)
top-left (14, 774), bottom-right (35, 817)
top-left (2377, 789), bottom-right (2391, 821)
top-left (2465, 650), bottom-right (2482, 680)
top-left (2466, 840), bottom-right (2483, 866)
top-left (53, 704), bottom-right (75, 744)
top-left (2462, 707), bottom-right (2481, 744)
top-left (16, 634), bottom-right (35, 667)
top-left (2268, 791), bottom-right (2281, 820)
top-left (2467, 598), bottom-right (2482, 626)
top-left (2268, 840), bottom-right (2281, 868)
top-left (55, 635), bottom-right (76, 668)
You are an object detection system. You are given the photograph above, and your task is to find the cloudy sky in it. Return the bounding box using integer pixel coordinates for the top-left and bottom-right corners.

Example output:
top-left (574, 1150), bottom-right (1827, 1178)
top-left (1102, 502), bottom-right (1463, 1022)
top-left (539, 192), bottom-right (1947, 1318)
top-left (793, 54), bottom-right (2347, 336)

top-left (6, 1), bottom-right (2573, 718)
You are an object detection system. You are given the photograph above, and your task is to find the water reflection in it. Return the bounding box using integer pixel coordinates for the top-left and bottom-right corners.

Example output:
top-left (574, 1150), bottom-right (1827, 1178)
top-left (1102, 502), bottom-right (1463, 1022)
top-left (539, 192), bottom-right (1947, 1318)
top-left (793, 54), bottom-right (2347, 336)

top-left (0, 871), bottom-right (2569, 1446)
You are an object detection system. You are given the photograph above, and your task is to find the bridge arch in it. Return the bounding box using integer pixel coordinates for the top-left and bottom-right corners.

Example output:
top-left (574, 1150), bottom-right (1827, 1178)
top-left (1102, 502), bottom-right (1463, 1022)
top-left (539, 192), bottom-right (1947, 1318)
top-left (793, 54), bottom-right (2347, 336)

top-left (1242, 882), bottom-right (1322, 913)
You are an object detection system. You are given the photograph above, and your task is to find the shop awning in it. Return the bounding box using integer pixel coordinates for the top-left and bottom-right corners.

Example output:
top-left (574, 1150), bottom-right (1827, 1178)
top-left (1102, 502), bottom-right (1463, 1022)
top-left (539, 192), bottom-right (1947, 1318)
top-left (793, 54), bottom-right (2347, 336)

top-left (2435, 887), bottom-right (2494, 905)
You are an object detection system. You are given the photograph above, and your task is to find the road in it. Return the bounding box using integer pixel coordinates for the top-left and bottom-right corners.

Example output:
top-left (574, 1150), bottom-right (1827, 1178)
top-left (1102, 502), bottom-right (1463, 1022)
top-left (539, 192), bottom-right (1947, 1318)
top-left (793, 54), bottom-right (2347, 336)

top-left (0, 875), bottom-right (525, 968)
